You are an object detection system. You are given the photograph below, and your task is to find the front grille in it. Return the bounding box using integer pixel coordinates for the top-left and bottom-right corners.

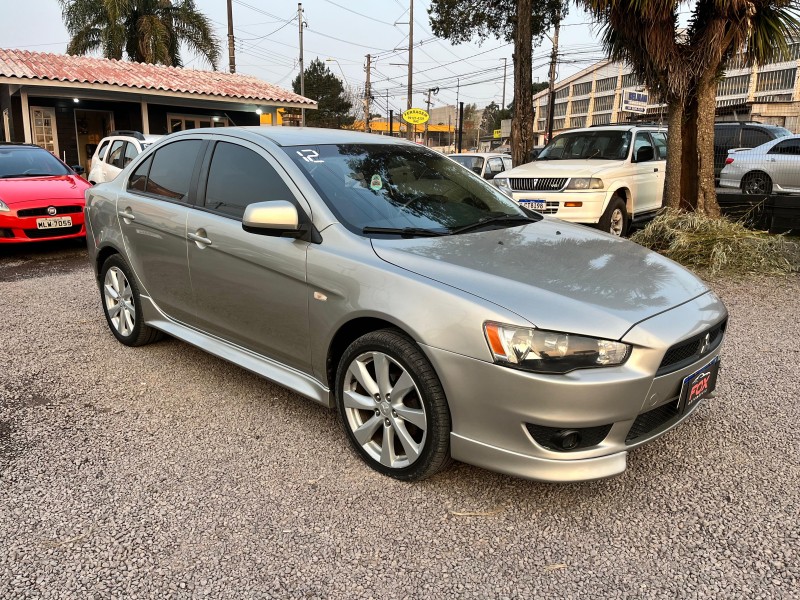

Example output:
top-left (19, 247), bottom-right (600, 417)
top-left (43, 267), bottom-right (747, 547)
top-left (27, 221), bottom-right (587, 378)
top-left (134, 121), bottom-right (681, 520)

top-left (526, 422), bottom-right (613, 451)
top-left (510, 177), bottom-right (567, 192)
top-left (657, 319), bottom-right (727, 375)
top-left (626, 400), bottom-right (680, 443)
top-left (23, 225), bottom-right (82, 239)
top-left (17, 205), bottom-right (82, 217)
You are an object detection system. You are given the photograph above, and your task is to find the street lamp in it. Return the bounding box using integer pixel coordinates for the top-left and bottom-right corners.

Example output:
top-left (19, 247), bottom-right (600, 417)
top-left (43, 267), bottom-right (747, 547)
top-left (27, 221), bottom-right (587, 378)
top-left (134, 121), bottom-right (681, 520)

top-left (325, 58), bottom-right (349, 88)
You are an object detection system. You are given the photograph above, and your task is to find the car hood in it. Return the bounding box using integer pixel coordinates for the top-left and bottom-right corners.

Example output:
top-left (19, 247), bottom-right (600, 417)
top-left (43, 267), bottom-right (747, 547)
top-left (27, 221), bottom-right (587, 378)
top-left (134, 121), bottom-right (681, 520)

top-left (504, 160), bottom-right (626, 179)
top-left (371, 219), bottom-right (709, 340)
top-left (0, 175), bottom-right (90, 204)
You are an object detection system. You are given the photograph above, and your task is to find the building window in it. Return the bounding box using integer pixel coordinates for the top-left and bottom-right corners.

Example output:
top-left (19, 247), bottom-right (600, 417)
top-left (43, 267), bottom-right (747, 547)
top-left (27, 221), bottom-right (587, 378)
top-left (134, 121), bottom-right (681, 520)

top-left (755, 68), bottom-right (797, 92)
top-left (572, 82), bottom-right (592, 96)
top-left (595, 76), bottom-right (617, 93)
top-left (593, 94), bottom-right (615, 112)
top-left (168, 114), bottom-right (229, 132)
top-left (570, 116), bottom-right (585, 128)
top-left (571, 99), bottom-right (590, 114)
top-left (768, 42), bottom-right (800, 63)
top-left (621, 73), bottom-right (640, 89)
top-left (553, 102), bottom-right (568, 117)
top-left (717, 74), bottom-right (751, 96)
top-left (30, 107), bottom-right (59, 155)
top-left (726, 54), bottom-right (748, 70)
top-left (592, 113), bottom-right (611, 126)
top-left (553, 118), bottom-right (565, 130)
top-left (555, 87), bottom-right (570, 100)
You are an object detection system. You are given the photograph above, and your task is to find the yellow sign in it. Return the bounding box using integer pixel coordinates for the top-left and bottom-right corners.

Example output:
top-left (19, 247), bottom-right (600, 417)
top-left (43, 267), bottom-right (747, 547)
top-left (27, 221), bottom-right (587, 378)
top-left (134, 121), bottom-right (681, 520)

top-left (402, 108), bottom-right (430, 125)
top-left (493, 129), bottom-right (501, 139)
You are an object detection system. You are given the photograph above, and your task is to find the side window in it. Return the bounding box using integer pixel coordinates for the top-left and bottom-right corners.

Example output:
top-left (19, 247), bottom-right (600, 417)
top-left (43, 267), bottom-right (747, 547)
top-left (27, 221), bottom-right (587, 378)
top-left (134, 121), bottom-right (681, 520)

top-left (145, 140), bottom-right (203, 202)
top-left (502, 157), bottom-right (513, 171)
top-left (107, 140), bottom-right (125, 169)
top-left (651, 132), bottom-right (668, 159)
top-left (96, 139), bottom-right (110, 161)
top-left (122, 142), bottom-right (138, 167)
top-left (487, 157), bottom-right (504, 173)
top-left (741, 128), bottom-right (771, 149)
top-left (204, 142), bottom-right (295, 220)
top-left (768, 139), bottom-right (800, 155)
top-left (633, 132), bottom-right (654, 162)
top-left (128, 155), bottom-right (152, 192)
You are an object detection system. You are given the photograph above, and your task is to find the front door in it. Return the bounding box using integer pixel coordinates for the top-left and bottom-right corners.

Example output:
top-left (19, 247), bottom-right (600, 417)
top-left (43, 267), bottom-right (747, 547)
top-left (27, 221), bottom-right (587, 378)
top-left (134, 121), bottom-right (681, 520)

top-left (30, 107), bottom-right (58, 156)
top-left (117, 138), bottom-right (205, 324)
top-left (630, 131), bottom-right (661, 213)
top-left (187, 139), bottom-right (311, 372)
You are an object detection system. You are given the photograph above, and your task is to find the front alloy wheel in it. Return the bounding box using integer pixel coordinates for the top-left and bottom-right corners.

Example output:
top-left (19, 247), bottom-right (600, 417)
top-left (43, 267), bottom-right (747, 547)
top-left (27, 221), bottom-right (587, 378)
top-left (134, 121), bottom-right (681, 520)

top-left (336, 329), bottom-right (451, 480)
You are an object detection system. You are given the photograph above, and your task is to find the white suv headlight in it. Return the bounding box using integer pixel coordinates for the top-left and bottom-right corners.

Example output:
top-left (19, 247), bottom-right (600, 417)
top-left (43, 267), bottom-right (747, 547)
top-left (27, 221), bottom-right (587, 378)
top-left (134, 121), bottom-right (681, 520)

top-left (484, 322), bottom-right (630, 374)
top-left (493, 177), bottom-right (512, 193)
top-left (566, 178), bottom-right (604, 190)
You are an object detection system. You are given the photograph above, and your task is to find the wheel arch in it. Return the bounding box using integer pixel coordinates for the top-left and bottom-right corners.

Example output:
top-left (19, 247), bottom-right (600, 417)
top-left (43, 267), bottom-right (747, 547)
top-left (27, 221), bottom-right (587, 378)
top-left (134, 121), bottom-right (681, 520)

top-left (326, 316), bottom-right (415, 391)
top-left (607, 186), bottom-right (631, 213)
top-left (741, 170), bottom-right (772, 185)
top-left (95, 243), bottom-right (122, 282)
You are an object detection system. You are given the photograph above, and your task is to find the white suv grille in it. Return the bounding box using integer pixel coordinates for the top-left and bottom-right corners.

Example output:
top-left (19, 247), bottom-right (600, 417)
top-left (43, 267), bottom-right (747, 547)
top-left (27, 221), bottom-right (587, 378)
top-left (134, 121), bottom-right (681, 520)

top-left (510, 177), bottom-right (567, 192)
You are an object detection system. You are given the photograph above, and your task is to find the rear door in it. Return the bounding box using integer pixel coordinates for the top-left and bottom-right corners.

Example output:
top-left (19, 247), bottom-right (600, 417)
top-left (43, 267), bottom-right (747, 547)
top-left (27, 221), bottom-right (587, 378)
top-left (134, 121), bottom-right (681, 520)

top-left (104, 139), bottom-right (126, 182)
top-left (117, 138), bottom-right (205, 324)
top-left (186, 139), bottom-right (312, 372)
top-left (765, 138), bottom-right (800, 191)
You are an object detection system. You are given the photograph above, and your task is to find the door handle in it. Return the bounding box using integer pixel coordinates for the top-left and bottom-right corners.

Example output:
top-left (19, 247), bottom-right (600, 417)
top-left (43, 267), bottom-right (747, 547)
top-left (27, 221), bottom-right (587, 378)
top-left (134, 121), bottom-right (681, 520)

top-left (188, 231), bottom-right (213, 246)
top-left (767, 157), bottom-right (776, 162)
top-left (118, 209), bottom-right (135, 221)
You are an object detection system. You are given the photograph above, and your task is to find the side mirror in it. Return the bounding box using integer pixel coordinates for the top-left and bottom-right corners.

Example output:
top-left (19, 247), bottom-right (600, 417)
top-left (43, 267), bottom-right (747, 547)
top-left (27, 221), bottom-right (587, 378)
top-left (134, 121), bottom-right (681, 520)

top-left (242, 200), bottom-right (320, 243)
top-left (72, 165), bottom-right (85, 175)
top-left (635, 146), bottom-right (654, 163)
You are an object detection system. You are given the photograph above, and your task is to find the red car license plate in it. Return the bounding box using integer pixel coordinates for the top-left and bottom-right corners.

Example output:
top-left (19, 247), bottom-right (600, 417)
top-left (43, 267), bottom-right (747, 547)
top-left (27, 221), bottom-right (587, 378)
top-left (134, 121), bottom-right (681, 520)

top-left (680, 357), bottom-right (720, 411)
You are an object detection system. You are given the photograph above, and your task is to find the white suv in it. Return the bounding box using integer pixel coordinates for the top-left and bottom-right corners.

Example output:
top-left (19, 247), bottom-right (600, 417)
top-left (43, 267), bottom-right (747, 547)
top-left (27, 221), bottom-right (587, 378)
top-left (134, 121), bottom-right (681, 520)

top-left (493, 124), bottom-right (667, 236)
top-left (88, 131), bottom-right (161, 184)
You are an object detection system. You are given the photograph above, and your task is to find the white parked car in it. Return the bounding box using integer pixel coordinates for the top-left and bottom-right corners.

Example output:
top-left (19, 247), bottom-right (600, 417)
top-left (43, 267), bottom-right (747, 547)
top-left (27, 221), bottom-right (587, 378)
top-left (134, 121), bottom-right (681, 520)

top-left (719, 134), bottom-right (800, 195)
top-left (448, 152), bottom-right (513, 181)
top-left (88, 131), bottom-right (161, 184)
top-left (493, 125), bottom-right (667, 236)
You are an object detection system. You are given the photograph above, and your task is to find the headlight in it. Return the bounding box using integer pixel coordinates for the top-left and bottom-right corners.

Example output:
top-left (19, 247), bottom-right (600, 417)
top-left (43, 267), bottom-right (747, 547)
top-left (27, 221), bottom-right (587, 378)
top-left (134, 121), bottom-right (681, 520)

top-left (494, 177), bottom-right (512, 192)
top-left (0, 199), bottom-right (9, 212)
top-left (566, 178), bottom-right (604, 190)
top-left (483, 322), bottom-right (630, 374)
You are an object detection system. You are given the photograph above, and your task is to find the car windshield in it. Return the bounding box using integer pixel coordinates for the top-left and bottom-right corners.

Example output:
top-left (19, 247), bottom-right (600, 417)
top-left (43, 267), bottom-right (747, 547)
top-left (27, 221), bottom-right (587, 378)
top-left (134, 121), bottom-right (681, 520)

top-left (449, 155), bottom-right (485, 175)
top-left (537, 130), bottom-right (632, 161)
top-left (286, 143), bottom-right (535, 236)
top-left (0, 146), bottom-right (71, 178)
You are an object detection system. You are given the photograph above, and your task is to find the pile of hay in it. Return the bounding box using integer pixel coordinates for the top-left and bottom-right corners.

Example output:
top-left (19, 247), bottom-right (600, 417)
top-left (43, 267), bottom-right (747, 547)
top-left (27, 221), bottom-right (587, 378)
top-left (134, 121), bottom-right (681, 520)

top-left (630, 209), bottom-right (800, 277)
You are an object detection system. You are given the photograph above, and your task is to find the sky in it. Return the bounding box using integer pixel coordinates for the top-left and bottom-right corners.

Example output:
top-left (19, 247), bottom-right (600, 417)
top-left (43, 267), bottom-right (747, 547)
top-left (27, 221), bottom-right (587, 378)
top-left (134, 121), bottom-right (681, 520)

top-left (0, 0), bottom-right (611, 117)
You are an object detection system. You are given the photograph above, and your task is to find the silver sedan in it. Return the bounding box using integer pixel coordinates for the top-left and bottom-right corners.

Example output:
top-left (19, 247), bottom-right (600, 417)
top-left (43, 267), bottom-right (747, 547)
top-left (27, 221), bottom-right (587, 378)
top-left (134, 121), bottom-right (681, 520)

top-left (720, 134), bottom-right (800, 194)
top-left (85, 127), bottom-right (727, 482)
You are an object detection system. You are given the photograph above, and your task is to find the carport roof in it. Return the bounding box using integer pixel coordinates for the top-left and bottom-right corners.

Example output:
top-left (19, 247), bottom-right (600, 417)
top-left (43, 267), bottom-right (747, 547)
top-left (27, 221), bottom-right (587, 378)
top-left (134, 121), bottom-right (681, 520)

top-left (0, 48), bottom-right (317, 107)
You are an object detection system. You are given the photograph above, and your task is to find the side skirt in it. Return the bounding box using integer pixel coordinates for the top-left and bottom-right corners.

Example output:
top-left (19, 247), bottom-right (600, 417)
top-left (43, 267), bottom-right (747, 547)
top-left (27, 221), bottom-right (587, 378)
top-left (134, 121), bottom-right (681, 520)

top-left (139, 294), bottom-right (333, 408)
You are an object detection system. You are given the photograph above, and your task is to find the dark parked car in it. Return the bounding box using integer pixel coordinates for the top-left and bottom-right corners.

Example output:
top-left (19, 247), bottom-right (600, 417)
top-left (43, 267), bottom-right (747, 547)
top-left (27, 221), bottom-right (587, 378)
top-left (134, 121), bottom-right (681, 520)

top-left (714, 122), bottom-right (791, 181)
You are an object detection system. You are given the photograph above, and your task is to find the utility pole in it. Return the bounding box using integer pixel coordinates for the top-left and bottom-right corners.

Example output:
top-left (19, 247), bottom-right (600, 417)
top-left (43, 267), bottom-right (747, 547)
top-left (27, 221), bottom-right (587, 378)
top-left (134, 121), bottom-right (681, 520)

top-left (457, 102), bottom-right (464, 153)
top-left (365, 54), bottom-right (371, 133)
top-left (546, 8), bottom-right (561, 143)
top-left (424, 87), bottom-right (437, 147)
top-left (406, 0), bottom-right (414, 140)
top-left (389, 109), bottom-right (394, 136)
top-left (501, 57), bottom-right (507, 110)
top-left (298, 3), bottom-right (305, 127)
top-left (455, 77), bottom-right (460, 152)
top-left (226, 0), bottom-right (236, 74)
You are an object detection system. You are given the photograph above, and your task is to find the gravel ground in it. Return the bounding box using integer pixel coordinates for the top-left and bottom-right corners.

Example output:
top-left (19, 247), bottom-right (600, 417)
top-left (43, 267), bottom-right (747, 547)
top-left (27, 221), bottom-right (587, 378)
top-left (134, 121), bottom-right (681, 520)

top-left (1, 243), bottom-right (799, 599)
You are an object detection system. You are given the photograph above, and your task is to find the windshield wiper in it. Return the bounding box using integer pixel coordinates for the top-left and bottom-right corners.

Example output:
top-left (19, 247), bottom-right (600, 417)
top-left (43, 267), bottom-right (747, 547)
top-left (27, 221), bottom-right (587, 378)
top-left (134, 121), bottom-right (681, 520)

top-left (448, 214), bottom-right (537, 235)
top-left (362, 226), bottom-right (447, 238)
top-left (0, 173), bottom-right (56, 178)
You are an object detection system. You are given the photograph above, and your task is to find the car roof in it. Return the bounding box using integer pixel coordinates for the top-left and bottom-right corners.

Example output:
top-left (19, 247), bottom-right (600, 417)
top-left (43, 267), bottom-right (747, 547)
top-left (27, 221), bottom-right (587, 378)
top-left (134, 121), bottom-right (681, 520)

top-left (103, 134), bottom-right (161, 142)
top-left (169, 126), bottom-right (415, 148)
top-left (448, 152), bottom-right (509, 158)
top-left (570, 124), bottom-right (667, 133)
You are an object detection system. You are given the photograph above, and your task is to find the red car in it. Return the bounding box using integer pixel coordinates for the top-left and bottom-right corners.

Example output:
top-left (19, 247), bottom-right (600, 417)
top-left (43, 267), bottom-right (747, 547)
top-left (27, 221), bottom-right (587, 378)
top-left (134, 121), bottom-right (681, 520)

top-left (0, 143), bottom-right (91, 244)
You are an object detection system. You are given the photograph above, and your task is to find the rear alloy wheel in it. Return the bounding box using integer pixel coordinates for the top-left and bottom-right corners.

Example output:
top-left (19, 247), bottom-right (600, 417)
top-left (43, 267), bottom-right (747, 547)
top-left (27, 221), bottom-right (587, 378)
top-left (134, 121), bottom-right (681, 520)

top-left (336, 329), bottom-right (451, 481)
top-left (598, 196), bottom-right (629, 237)
top-left (100, 255), bottom-right (162, 347)
top-left (742, 172), bottom-right (772, 195)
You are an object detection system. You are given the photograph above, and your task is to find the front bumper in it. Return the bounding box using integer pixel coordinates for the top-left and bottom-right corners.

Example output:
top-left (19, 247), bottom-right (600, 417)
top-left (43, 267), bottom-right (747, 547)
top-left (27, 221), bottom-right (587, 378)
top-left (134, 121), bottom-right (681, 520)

top-left (509, 189), bottom-right (608, 224)
top-left (421, 291), bottom-right (727, 482)
top-left (0, 200), bottom-right (86, 243)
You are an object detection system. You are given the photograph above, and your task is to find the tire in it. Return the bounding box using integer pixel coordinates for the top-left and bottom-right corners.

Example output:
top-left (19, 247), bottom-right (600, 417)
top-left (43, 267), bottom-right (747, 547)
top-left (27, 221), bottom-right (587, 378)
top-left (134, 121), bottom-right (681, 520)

top-left (598, 195), bottom-right (629, 237)
top-left (742, 172), bottom-right (772, 195)
top-left (99, 254), bottom-right (163, 347)
top-left (335, 329), bottom-right (452, 481)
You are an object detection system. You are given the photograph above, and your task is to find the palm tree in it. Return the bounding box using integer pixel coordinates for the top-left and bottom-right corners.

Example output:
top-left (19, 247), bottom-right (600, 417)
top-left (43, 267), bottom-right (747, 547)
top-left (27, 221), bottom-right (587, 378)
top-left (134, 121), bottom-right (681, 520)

top-left (60, 0), bottom-right (220, 70)
top-left (578, 0), bottom-right (800, 215)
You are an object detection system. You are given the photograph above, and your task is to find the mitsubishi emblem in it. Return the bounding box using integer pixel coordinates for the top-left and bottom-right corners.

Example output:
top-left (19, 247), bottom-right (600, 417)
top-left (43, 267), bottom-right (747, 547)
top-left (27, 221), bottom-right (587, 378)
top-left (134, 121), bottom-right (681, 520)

top-left (47, 206), bottom-right (57, 216)
top-left (532, 178), bottom-right (538, 188)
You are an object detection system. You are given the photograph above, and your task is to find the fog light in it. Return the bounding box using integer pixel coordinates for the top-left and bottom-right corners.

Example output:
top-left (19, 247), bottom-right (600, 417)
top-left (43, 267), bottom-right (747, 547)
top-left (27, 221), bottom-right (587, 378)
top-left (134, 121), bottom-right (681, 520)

top-left (553, 429), bottom-right (581, 450)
